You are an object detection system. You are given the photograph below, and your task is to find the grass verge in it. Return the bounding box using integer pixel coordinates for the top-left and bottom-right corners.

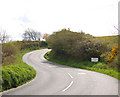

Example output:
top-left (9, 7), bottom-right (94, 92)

top-left (1, 47), bottom-right (47, 91)
top-left (44, 51), bottom-right (120, 80)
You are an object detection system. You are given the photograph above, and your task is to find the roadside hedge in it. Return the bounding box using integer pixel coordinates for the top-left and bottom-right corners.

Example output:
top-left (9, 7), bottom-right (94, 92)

top-left (13, 41), bottom-right (48, 50)
top-left (2, 63), bottom-right (36, 91)
top-left (46, 29), bottom-right (108, 61)
top-left (2, 42), bottom-right (19, 66)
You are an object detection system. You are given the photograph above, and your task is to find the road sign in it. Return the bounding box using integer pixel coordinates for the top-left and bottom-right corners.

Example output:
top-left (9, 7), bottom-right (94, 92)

top-left (91, 58), bottom-right (98, 62)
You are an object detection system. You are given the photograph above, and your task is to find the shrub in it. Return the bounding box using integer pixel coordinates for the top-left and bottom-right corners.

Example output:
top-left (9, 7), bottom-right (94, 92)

top-left (100, 52), bottom-right (109, 63)
top-left (100, 46), bottom-right (120, 71)
top-left (107, 46), bottom-right (119, 62)
top-left (2, 63), bottom-right (36, 91)
top-left (107, 46), bottom-right (120, 70)
top-left (14, 41), bottom-right (47, 50)
top-left (2, 42), bottom-right (19, 66)
top-left (73, 39), bottom-right (108, 60)
top-left (46, 29), bottom-right (107, 61)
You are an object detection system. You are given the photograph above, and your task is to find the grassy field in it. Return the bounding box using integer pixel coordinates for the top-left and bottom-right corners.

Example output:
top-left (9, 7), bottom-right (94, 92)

top-left (1, 47), bottom-right (47, 91)
top-left (94, 35), bottom-right (118, 48)
top-left (45, 51), bottom-right (120, 80)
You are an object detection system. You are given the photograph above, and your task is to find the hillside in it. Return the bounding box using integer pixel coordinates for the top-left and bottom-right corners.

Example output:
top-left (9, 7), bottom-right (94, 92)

top-left (94, 35), bottom-right (119, 48)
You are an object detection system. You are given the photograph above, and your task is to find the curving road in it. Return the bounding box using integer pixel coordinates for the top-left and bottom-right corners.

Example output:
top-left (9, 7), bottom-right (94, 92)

top-left (2, 49), bottom-right (118, 95)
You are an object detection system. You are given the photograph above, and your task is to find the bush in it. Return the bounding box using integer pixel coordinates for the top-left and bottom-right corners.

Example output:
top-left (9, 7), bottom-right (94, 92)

top-left (13, 41), bottom-right (47, 50)
top-left (100, 46), bottom-right (120, 71)
top-left (2, 63), bottom-right (36, 91)
top-left (107, 46), bottom-right (119, 62)
top-left (2, 42), bottom-right (19, 66)
top-left (73, 39), bottom-right (108, 60)
top-left (107, 46), bottom-right (119, 71)
top-left (46, 29), bottom-right (107, 61)
top-left (100, 52), bottom-right (109, 63)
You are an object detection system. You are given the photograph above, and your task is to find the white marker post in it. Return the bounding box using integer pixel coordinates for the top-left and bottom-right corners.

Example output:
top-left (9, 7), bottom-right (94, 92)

top-left (91, 58), bottom-right (99, 62)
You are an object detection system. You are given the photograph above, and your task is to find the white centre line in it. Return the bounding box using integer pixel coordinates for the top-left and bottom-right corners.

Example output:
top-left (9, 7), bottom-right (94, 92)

top-left (78, 73), bottom-right (86, 74)
top-left (68, 73), bottom-right (73, 79)
top-left (49, 66), bottom-right (55, 68)
top-left (62, 81), bottom-right (73, 92)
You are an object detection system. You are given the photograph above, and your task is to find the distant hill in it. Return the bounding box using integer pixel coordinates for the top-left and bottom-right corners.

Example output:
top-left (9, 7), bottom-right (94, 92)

top-left (94, 35), bottom-right (119, 49)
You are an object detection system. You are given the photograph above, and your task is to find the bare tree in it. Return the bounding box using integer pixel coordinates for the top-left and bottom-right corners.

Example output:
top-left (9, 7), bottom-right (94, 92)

top-left (0, 30), bottom-right (9, 43)
top-left (23, 28), bottom-right (41, 41)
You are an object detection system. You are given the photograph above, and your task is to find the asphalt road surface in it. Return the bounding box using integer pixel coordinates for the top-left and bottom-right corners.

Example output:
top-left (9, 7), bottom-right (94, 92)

top-left (2, 49), bottom-right (118, 95)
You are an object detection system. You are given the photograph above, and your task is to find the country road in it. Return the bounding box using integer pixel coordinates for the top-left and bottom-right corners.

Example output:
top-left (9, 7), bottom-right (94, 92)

top-left (2, 49), bottom-right (118, 95)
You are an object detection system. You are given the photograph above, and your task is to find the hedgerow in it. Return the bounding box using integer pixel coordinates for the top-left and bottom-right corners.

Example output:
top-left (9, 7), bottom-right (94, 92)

top-left (2, 42), bottom-right (19, 66)
top-left (46, 29), bottom-right (108, 61)
top-left (13, 41), bottom-right (47, 50)
top-left (1, 49), bottom-right (37, 91)
top-left (2, 63), bottom-right (36, 91)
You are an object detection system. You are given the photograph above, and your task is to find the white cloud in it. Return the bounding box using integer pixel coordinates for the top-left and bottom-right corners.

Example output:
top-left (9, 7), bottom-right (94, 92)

top-left (0, 0), bottom-right (119, 40)
top-left (18, 14), bottom-right (31, 23)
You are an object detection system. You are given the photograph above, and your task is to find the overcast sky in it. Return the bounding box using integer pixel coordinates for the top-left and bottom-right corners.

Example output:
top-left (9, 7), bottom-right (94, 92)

top-left (0, 0), bottom-right (119, 40)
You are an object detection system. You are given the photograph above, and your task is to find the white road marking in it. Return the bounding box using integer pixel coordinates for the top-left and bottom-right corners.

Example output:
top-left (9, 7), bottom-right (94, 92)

top-left (78, 70), bottom-right (85, 72)
top-left (78, 73), bottom-right (86, 74)
top-left (49, 66), bottom-right (55, 67)
top-left (62, 81), bottom-right (73, 92)
top-left (68, 73), bottom-right (73, 79)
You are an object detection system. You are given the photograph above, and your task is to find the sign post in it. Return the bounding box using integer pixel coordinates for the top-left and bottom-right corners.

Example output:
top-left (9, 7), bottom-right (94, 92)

top-left (91, 58), bottom-right (99, 62)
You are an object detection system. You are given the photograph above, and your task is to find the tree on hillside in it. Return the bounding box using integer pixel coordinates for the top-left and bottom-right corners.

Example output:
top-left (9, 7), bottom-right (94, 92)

top-left (23, 28), bottom-right (41, 41)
